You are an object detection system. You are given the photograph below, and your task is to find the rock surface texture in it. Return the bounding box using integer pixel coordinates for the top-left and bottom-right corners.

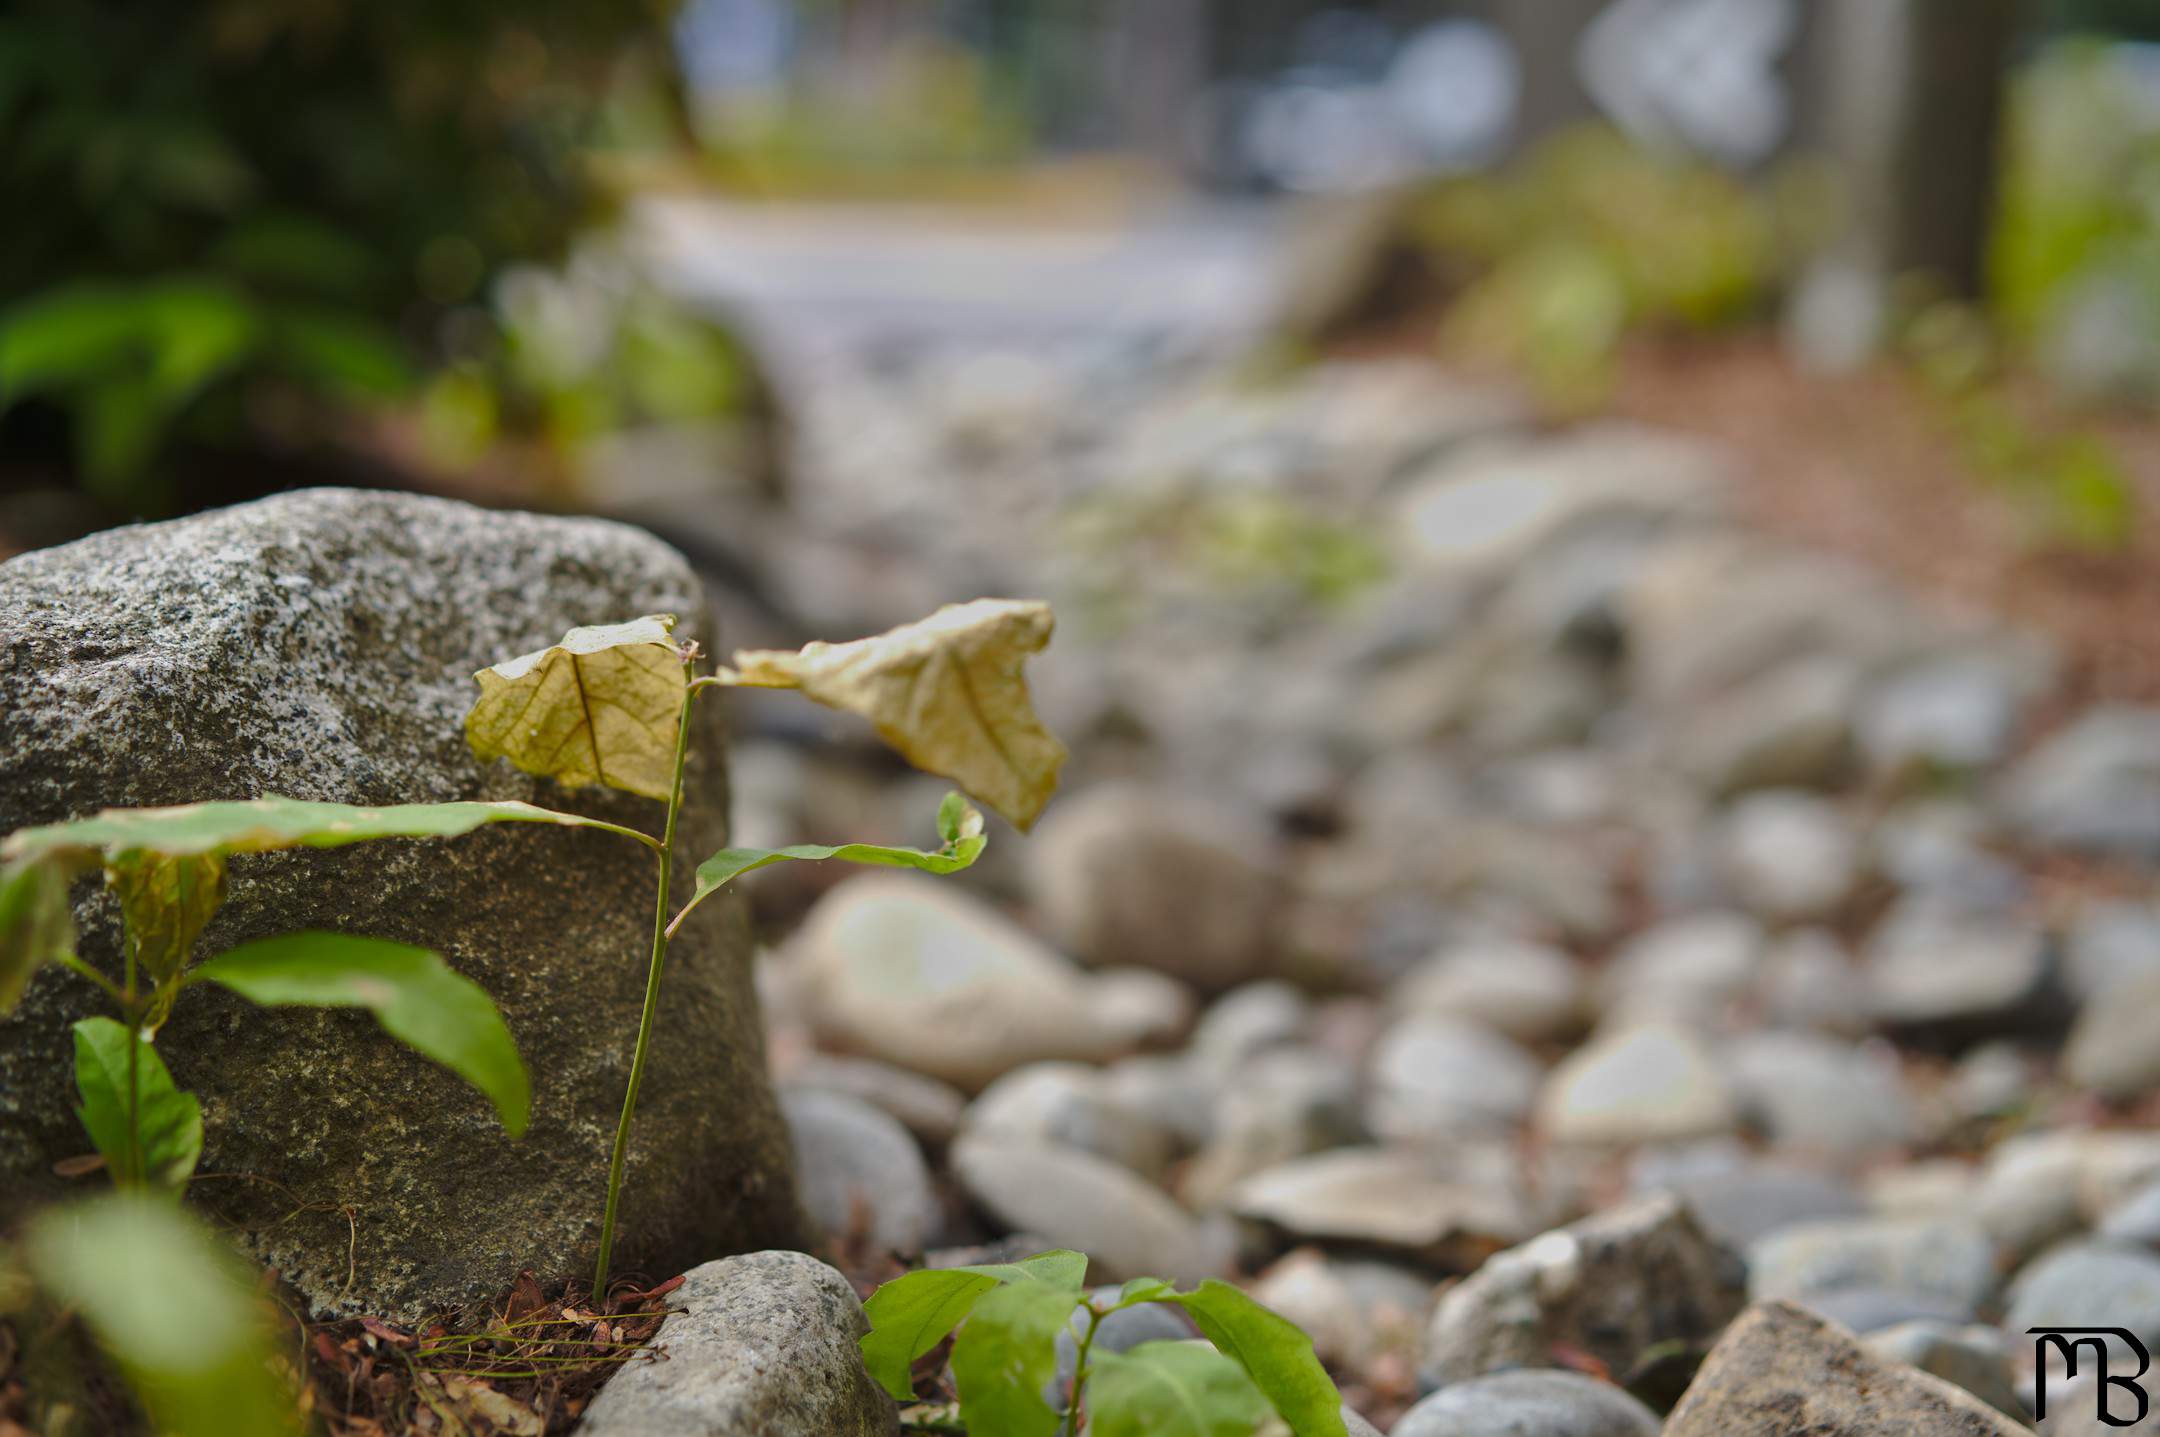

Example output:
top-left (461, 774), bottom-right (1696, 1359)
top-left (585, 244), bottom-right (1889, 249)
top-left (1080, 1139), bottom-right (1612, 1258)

top-left (1663, 1301), bottom-right (2032, 1436)
top-left (578, 1251), bottom-right (898, 1437)
top-left (0, 489), bottom-right (805, 1318)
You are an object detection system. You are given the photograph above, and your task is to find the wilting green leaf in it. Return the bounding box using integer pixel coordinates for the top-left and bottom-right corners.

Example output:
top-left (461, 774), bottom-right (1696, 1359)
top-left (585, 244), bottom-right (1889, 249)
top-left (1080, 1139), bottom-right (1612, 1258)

top-left (3, 796), bottom-right (653, 866)
top-left (675, 793), bottom-right (984, 933)
top-left (950, 1277), bottom-right (1073, 1437)
top-left (0, 853), bottom-right (81, 1013)
top-left (106, 850), bottom-right (226, 984)
top-left (72, 1018), bottom-right (202, 1193)
top-left (859, 1249), bottom-right (1086, 1400)
top-left (24, 1193), bottom-right (299, 1437)
top-left (725, 599), bottom-right (1067, 831)
top-left (1163, 1282), bottom-right (1345, 1437)
top-left (1087, 1341), bottom-right (1272, 1437)
top-left (193, 933), bottom-right (529, 1137)
top-left (466, 614), bottom-right (687, 801)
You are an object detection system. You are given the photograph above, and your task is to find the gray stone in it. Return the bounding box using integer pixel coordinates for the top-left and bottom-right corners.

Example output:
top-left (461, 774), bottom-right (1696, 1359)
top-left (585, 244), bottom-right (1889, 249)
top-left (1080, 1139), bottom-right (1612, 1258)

top-left (1228, 1145), bottom-right (1534, 1265)
top-left (1027, 782), bottom-right (1284, 992)
top-left (1536, 1023), bottom-right (1738, 1145)
top-left (1664, 1300), bottom-right (2028, 1436)
top-left (1755, 928), bottom-right (1871, 1037)
top-left (1099, 1053), bottom-right (1217, 1153)
top-left (790, 875), bottom-right (1186, 1092)
top-left (2101, 1177), bottom-right (2160, 1249)
top-left (779, 1087), bottom-right (936, 1256)
top-left (1864, 897), bottom-right (2068, 1047)
top-left (0, 489), bottom-right (805, 1319)
top-left (1747, 1217), bottom-right (1998, 1320)
top-left (2005, 1241), bottom-right (2160, 1362)
top-left (1423, 1194), bottom-right (1746, 1387)
top-left (1391, 938), bottom-right (1588, 1044)
top-left (2065, 900), bottom-right (2160, 1004)
top-left (949, 1134), bottom-right (1223, 1284)
top-left (2002, 706), bottom-right (2160, 860)
top-left (1865, 1320), bottom-right (2027, 1420)
top-left (1723, 1032), bottom-right (1915, 1156)
top-left (1394, 1369), bottom-right (1661, 1437)
top-left (1875, 799), bottom-right (2028, 909)
top-left (1714, 790), bottom-right (1862, 922)
top-left (1649, 1161), bottom-right (1868, 1250)
top-left (1596, 912), bottom-right (1763, 1029)
top-left (1975, 1130), bottom-right (2160, 1264)
top-left (962, 1062), bottom-right (1173, 1179)
top-left (1677, 656), bottom-right (1859, 797)
top-left (1188, 981), bottom-right (1312, 1070)
top-left (1248, 1249), bottom-right (1435, 1367)
top-left (776, 1053), bottom-right (966, 1148)
top-left (2066, 969), bottom-right (2160, 1100)
top-left (1182, 1048), bottom-right (1364, 1210)
top-left (579, 1251), bottom-right (897, 1437)
top-left (1858, 656), bottom-right (2024, 775)
top-left (1367, 1014), bottom-right (1542, 1142)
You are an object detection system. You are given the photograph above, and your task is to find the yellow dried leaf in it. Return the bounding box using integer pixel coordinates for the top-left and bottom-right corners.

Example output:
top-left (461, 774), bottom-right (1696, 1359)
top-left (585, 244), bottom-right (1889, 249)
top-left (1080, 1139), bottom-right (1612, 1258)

top-left (465, 615), bottom-right (687, 801)
top-left (106, 849), bottom-right (227, 984)
top-left (727, 599), bottom-right (1066, 831)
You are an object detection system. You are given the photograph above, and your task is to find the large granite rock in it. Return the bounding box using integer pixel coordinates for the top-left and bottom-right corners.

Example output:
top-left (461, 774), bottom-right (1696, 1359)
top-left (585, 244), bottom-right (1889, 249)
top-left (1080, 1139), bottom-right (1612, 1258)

top-left (579, 1251), bottom-right (898, 1436)
top-left (0, 489), bottom-right (806, 1318)
top-left (1664, 1301), bottom-right (2029, 1436)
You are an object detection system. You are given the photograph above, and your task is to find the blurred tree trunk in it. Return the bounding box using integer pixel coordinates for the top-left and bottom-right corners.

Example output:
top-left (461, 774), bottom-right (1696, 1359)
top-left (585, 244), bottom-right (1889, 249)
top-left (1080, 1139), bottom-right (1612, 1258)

top-left (1805, 0), bottom-right (2023, 296)
top-left (1495, 0), bottom-right (1608, 149)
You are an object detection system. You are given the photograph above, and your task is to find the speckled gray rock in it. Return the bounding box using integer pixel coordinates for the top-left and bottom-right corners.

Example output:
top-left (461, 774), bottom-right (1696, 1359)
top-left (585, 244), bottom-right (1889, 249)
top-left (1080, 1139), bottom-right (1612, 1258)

top-left (1423, 1194), bottom-right (1746, 1387)
top-left (1663, 1301), bottom-right (2028, 1436)
top-left (1395, 1369), bottom-right (1661, 1437)
top-left (578, 1251), bottom-right (898, 1437)
top-left (0, 490), bottom-right (805, 1319)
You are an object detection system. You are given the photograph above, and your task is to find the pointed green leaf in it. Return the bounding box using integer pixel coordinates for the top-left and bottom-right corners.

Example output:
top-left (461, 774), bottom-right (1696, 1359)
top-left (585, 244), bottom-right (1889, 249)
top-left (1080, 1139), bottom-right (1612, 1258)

top-left (1, 853), bottom-right (82, 1013)
top-left (193, 933), bottom-right (529, 1137)
top-left (107, 850), bottom-right (227, 983)
top-left (859, 1249), bottom-right (1087, 1399)
top-left (1163, 1282), bottom-right (1345, 1437)
top-left (466, 614), bottom-right (687, 801)
top-left (2, 796), bottom-right (654, 867)
top-left (1088, 1341), bottom-right (1272, 1437)
top-left (71, 1017), bottom-right (202, 1193)
top-left (25, 1192), bottom-right (298, 1437)
top-left (951, 1277), bottom-right (1074, 1437)
top-left (675, 794), bottom-right (984, 933)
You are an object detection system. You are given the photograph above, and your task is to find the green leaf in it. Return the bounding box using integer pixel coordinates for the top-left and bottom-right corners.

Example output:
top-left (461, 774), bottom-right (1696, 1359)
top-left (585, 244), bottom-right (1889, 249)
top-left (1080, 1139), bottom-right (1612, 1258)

top-left (951, 1278), bottom-right (1073, 1437)
top-left (1113, 1277), bottom-right (1177, 1309)
top-left (1163, 1281), bottom-right (1346, 1437)
top-left (859, 1249), bottom-right (1086, 1400)
top-left (674, 793), bottom-right (984, 933)
top-left (106, 850), bottom-right (226, 983)
top-left (1087, 1341), bottom-right (1272, 1437)
top-left (0, 853), bottom-right (81, 1013)
top-left (465, 615), bottom-right (687, 801)
top-left (193, 933), bottom-right (530, 1137)
top-left (71, 1017), bottom-right (202, 1193)
top-left (24, 1193), bottom-right (298, 1437)
top-left (3, 795), bottom-right (654, 866)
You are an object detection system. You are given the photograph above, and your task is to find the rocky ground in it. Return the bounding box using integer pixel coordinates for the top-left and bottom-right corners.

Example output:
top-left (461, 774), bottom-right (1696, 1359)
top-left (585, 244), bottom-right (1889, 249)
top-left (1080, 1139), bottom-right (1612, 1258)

top-left (600, 225), bottom-right (2160, 1434)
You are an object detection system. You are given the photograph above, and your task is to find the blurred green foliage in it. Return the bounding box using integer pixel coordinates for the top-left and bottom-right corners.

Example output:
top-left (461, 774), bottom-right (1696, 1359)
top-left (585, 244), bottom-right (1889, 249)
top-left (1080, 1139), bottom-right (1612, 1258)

top-left (0, 0), bottom-right (686, 515)
top-left (1414, 127), bottom-right (1803, 409)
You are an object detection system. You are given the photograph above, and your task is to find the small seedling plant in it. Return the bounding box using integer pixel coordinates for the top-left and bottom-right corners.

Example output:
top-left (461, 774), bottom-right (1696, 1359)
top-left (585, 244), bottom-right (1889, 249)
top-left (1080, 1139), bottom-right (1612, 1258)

top-left (861, 1250), bottom-right (1347, 1437)
top-left (1, 599), bottom-right (1066, 1300)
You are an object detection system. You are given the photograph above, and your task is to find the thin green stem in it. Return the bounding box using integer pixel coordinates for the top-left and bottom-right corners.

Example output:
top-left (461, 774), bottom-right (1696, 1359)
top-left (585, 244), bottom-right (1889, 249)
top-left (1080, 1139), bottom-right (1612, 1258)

top-left (592, 660), bottom-right (699, 1300)
top-left (1064, 1303), bottom-right (1105, 1437)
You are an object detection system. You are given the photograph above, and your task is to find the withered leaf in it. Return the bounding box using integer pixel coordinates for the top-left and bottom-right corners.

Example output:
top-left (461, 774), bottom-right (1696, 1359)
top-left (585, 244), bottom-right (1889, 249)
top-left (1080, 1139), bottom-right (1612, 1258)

top-left (727, 599), bottom-right (1066, 830)
top-left (465, 615), bottom-right (688, 801)
top-left (106, 850), bottom-right (227, 984)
